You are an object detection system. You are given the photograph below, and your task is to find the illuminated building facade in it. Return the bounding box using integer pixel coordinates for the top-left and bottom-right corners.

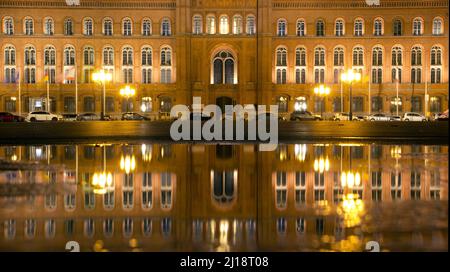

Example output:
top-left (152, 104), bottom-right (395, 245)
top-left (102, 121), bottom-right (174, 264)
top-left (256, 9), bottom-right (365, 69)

top-left (0, 0), bottom-right (448, 118)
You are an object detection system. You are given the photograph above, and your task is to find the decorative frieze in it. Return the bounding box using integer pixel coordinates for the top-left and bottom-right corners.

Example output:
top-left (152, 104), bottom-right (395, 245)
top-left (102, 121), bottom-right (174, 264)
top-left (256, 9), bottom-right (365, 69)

top-left (272, 0), bottom-right (449, 9)
top-left (0, 0), bottom-right (177, 9)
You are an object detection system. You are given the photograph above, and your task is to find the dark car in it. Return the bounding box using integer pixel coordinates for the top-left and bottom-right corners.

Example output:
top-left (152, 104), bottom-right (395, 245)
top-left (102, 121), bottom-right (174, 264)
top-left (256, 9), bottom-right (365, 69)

top-left (121, 112), bottom-right (150, 121)
top-left (62, 113), bottom-right (78, 121)
top-left (77, 113), bottom-right (100, 121)
top-left (0, 112), bottom-right (25, 122)
top-left (290, 111), bottom-right (322, 121)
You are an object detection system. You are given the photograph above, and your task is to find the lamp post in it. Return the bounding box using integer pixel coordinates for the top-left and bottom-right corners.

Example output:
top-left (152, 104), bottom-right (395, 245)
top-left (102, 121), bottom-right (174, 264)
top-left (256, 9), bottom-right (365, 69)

top-left (92, 70), bottom-right (112, 120)
top-left (120, 85), bottom-right (136, 113)
top-left (314, 84), bottom-right (330, 119)
top-left (391, 98), bottom-right (402, 116)
top-left (341, 69), bottom-right (362, 121)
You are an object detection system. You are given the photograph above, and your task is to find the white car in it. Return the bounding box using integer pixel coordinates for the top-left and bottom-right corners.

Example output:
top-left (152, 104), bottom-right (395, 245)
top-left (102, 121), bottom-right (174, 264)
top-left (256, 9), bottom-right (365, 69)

top-left (402, 112), bottom-right (427, 121)
top-left (365, 113), bottom-right (391, 121)
top-left (26, 111), bottom-right (63, 122)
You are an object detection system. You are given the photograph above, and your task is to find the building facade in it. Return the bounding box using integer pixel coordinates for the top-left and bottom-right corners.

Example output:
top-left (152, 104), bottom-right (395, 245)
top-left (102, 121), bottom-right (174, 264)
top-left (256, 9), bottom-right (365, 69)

top-left (0, 0), bottom-right (448, 119)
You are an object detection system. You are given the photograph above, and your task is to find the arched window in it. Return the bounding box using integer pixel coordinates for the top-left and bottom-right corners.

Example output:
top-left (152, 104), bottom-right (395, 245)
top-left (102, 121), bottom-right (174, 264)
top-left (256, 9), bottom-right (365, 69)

top-left (24, 17), bottom-right (34, 35)
top-left (44, 45), bottom-right (56, 83)
top-left (391, 46), bottom-right (402, 66)
top-left (43, 17), bottom-right (54, 35)
top-left (334, 47), bottom-right (344, 66)
top-left (123, 18), bottom-right (132, 36)
top-left (433, 17), bottom-right (443, 35)
top-left (246, 15), bottom-right (255, 35)
top-left (232, 15), bottom-right (243, 34)
top-left (212, 50), bottom-right (236, 84)
top-left (83, 46), bottom-right (94, 66)
top-left (411, 46), bottom-right (422, 83)
top-left (431, 46), bottom-right (442, 66)
top-left (83, 18), bottom-right (93, 36)
top-left (103, 18), bottom-right (113, 36)
top-left (83, 46), bottom-right (94, 83)
top-left (161, 18), bottom-right (171, 36)
top-left (391, 46), bottom-right (402, 83)
top-left (354, 18), bottom-right (364, 36)
top-left (3, 17), bottom-right (14, 35)
top-left (206, 15), bottom-right (216, 34)
top-left (103, 46), bottom-right (114, 66)
top-left (353, 46), bottom-right (364, 66)
top-left (372, 46), bottom-right (383, 84)
top-left (295, 47), bottom-right (306, 84)
top-left (63, 45), bottom-right (76, 83)
top-left (374, 18), bottom-right (383, 36)
top-left (314, 47), bottom-right (325, 83)
top-left (296, 19), bottom-right (306, 36)
top-left (160, 46), bottom-right (172, 83)
top-left (316, 19), bottom-right (324, 36)
top-left (141, 46), bottom-right (152, 83)
top-left (393, 19), bottom-right (402, 36)
top-left (430, 46), bottom-right (442, 84)
top-left (64, 46), bottom-right (75, 66)
top-left (24, 45), bottom-right (36, 83)
top-left (277, 19), bottom-right (287, 36)
top-left (413, 17), bottom-right (423, 36)
top-left (64, 18), bottom-right (73, 35)
top-left (335, 19), bottom-right (344, 36)
top-left (219, 15), bottom-right (229, 34)
top-left (192, 15), bottom-right (202, 34)
top-left (142, 18), bottom-right (152, 36)
top-left (4, 45), bottom-right (16, 83)
top-left (275, 47), bottom-right (287, 84)
top-left (122, 46), bottom-right (133, 83)
top-left (212, 170), bottom-right (237, 205)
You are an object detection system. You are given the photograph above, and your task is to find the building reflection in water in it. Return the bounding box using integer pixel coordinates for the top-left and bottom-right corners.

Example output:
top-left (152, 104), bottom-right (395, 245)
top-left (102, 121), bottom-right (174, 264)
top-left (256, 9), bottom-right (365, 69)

top-left (0, 142), bottom-right (447, 252)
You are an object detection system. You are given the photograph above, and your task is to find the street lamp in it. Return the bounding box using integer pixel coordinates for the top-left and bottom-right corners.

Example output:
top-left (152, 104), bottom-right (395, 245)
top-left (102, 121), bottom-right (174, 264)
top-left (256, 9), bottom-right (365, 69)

top-left (91, 145), bottom-right (113, 195)
top-left (341, 69), bottom-right (362, 121)
top-left (120, 85), bottom-right (136, 113)
top-left (314, 85), bottom-right (330, 119)
top-left (92, 70), bottom-right (113, 120)
top-left (390, 98), bottom-right (402, 116)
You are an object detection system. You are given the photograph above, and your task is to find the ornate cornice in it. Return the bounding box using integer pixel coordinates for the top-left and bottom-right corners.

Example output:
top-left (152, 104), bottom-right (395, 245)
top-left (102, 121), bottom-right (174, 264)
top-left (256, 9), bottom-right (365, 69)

top-left (0, 0), bottom-right (176, 9)
top-left (272, 0), bottom-right (449, 9)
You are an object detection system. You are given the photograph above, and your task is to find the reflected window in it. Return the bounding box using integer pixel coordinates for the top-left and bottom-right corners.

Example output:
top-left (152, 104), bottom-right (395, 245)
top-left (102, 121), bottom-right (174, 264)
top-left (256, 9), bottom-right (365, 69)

top-left (142, 218), bottom-right (152, 237)
top-left (390, 172), bottom-right (402, 201)
top-left (275, 172), bottom-right (287, 208)
top-left (295, 172), bottom-right (306, 206)
top-left (316, 218), bottom-right (324, 235)
top-left (161, 172), bottom-right (173, 209)
top-left (430, 170), bottom-right (440, 200)
top-left (123, 218), bottom-right (133, 238)
top-left (84, 218), bottom-right (95, 238)
top-left (213, 170), bottom-right (236, 204)
top-left (411, 172), bottom-right (421, 200)
top-left (161, 217), bottom-right (172, 237)
top-left (277, 217), bottom-right (287, 235)
top-left (45, 219), bottom-right (56, 239)
top-left (103, 218), bottom-right (114, 237)
top-left (4, 219), bottom-right (16, 240)
top-left (25, 219), bottom-right (36, 239)
top-left (142, 172), bottom-right (153, 209)
top-left (64, 193), bottom-right (76, 211)
top-left (296, 218), bottom-right (305, 234)
top-left (65, 219), bottom-right (74, 236)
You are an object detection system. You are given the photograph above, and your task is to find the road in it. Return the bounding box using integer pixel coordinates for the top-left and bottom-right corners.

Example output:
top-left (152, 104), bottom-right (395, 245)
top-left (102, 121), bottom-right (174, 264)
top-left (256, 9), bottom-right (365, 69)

top-left (0, 120), bottom-right (447, 144)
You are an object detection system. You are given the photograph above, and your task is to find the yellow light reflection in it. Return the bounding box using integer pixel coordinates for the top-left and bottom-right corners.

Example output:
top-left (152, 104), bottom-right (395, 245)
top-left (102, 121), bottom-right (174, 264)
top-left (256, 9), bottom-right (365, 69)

top-left (313, 157), bottom-right (330, 173)
top-left (120, 155), bottom-right (136, 174)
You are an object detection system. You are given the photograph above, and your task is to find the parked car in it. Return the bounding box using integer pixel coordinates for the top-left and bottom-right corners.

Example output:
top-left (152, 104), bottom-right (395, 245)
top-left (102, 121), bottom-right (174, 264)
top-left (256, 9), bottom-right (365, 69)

top-left (0, 112), bottom-right (25, 122)
top-left (365, 113), bottom-right (391, 121)
top-left (390, 115), bottom-right (402, 121)
top-left (332, 112), bottom-right (360, 121)
top-left (121, 112), bottom-right (150, 121)
top-left (61, 113), bottom-right (78, 122)
top-left (290, 111), bottom-right (322, 121)
top-left (436, 110), bottom-right (448, 121)
top-left (25, 111), bottom-right (62, 122)
top-left (77, 113), bottom-right (100, 121)
top-left (402, 112), bottom-right (427, 121)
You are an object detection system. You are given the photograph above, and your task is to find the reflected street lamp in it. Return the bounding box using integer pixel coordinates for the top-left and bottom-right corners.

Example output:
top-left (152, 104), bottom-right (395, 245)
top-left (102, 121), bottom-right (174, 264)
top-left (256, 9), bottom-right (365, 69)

top-left (120, 85), bottom-right (136, 113)
top-left (314, 85), bottom-right (330, 119)
top-left (341, 69), bottom-right (362, 121)
top-left (92, 70), bottom-right (113, 120)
